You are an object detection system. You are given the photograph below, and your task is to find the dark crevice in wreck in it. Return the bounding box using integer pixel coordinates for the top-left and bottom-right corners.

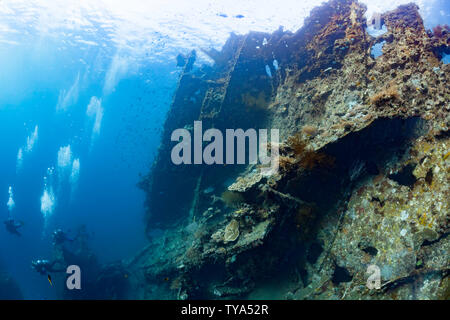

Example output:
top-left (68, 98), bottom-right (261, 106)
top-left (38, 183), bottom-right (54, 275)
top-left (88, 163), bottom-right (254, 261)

top-left (388, 163), bottom-right (417, 188)
top-left (307, 241), bottom-right (324, 264)
top-left (278, 117), bottom-right (427, 210)
top-left (421, 232), bottom-right (450, 247)
top-left (331, 264), bottom-right (353, 285)
top-left (361, 246), bottom-right (378, 257)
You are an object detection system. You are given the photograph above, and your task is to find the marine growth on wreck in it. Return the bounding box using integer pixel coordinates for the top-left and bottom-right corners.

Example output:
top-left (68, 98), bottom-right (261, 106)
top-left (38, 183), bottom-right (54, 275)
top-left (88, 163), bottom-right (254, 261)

top-left (136, 1), bottom-right (449, 300)
top-left (0, 0), bottom-right (448, 301)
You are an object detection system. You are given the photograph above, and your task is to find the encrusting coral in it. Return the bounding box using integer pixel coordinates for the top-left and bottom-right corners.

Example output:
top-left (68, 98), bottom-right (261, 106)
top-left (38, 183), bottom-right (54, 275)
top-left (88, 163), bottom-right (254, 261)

top-left (224, 219), bottom-right (240, 242)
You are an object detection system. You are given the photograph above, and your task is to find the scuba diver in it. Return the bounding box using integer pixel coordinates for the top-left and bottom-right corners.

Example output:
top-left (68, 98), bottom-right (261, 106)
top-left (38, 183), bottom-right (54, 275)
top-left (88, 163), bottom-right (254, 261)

top-left (52, 228), bottom-right (76, 245)
top-left (3, 217), bottom-right (23, 236)
top-left (31, 259), bottom-right (65, 276)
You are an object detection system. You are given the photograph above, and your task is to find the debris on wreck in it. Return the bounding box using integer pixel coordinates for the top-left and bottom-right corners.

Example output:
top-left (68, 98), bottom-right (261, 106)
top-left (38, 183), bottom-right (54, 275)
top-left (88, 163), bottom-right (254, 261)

top-left (224, 219), bottom-right (240, 242)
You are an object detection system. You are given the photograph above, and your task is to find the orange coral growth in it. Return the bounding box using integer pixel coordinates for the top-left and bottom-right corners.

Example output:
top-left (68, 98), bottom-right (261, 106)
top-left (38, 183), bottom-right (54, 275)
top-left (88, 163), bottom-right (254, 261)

top-left (286, 133), bottom-right (335, 170)
top-left (287, 133), bottom-right (308, 156)
top-left (370, 84), bottom-right (401, 107)
top-left (279, 156), bottom-right (296, 172)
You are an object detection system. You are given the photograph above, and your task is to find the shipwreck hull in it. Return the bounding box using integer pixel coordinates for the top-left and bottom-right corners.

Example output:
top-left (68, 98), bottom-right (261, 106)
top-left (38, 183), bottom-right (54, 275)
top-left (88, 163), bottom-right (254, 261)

top-left (133, 0), bottom-right (449, 300)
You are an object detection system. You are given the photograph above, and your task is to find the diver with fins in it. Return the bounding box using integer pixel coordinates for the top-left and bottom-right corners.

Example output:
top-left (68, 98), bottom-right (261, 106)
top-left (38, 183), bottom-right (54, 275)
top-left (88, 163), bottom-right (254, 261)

top-left (32, 228), bottom-right (80, 285)
top-left (31, 259), bottom-right (67, 287)
top-left (31, 259), bottom-right (66, 276)
top-left (52, 228), bottom-right (76, 245)
top-left (3, 216), bottom-right (24, 236)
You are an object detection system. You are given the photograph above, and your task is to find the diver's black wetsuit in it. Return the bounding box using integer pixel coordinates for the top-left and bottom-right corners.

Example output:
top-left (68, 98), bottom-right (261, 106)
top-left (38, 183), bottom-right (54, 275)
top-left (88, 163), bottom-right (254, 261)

top-left (4, 217), bottom-right (23, 236)
top-left (52, 229), bottom-right (76, 245)
top-left (31, 259), bottom-right (65, 275)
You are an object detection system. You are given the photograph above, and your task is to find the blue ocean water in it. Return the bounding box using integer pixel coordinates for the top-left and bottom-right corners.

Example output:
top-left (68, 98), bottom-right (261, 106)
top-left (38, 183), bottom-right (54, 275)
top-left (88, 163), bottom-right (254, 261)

top-left (371, 41), bottom-right (386, 59)
top-left (0, 0), bottom-right (448, 300)
top-left (0, 40), bottom-right (181, 298)
top-left (443, 53), bottom-right (450, 64)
